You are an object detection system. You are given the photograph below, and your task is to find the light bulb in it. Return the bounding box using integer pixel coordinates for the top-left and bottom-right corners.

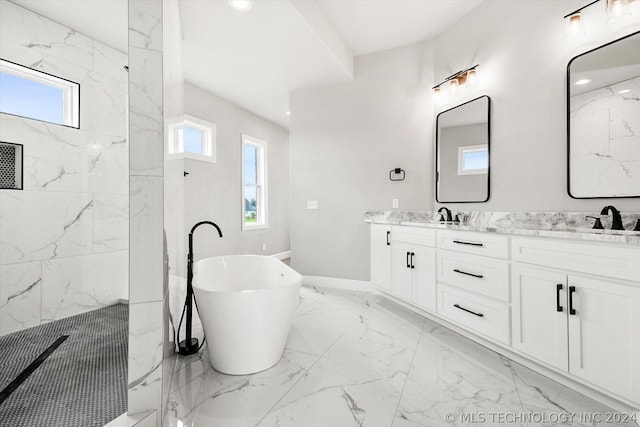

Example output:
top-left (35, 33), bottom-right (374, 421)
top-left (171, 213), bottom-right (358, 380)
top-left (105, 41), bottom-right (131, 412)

top-left (606, 0), bottom-right (630, 22)
top-left (450, 78), bottom-right (459, 94)
top-left (466, 69), bottom-right (477, 85)
top-left (567, 12), bottom-right (586, 38)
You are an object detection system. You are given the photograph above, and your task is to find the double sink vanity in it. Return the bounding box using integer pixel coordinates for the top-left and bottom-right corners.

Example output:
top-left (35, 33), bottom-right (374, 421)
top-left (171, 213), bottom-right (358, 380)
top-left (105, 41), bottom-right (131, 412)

top-left (367, 210), bottom-right (640, 410)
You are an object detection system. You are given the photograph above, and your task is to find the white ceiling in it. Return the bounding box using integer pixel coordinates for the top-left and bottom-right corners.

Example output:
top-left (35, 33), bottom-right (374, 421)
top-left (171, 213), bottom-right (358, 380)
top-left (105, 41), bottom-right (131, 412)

top-left (9, 0), bottom-right (484, 129)
top-left (315, 0), bottom-right (483, 56)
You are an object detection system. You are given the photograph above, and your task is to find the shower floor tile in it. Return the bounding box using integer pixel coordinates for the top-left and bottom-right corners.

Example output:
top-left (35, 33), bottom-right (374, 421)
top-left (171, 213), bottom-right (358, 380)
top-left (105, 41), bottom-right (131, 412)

top-left (0, 303), bottom-right (127, 427)
top-left (163, 285), bottom-right (635, 427)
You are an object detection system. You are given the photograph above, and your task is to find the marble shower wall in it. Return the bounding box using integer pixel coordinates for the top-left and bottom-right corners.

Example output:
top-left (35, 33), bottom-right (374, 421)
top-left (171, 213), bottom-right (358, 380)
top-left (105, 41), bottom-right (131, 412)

top-left (128, 0), bottom-right (165, 425)
top-left (570, 75), bottom-right (640, 197)
top-left (0, 0), bottom-right (129, 336)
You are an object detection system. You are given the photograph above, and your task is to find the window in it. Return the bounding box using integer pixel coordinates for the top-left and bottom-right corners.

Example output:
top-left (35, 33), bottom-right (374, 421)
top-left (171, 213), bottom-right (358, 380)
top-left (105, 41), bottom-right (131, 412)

top-left (0, 59), bottom-right (79, 128)
top-left (166, 114), bottom-right (216, 162)
top-left (242, 134), bottom-right (267, 230)
top-left (458, 144), bottom-right (488, 175)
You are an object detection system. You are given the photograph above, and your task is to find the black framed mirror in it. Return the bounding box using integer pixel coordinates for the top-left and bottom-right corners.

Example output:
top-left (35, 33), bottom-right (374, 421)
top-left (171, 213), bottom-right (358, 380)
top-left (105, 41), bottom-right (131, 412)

top-left (567, 31), bottom-right (640, 199)
top-left (436, 95), bottom-right (490, 203)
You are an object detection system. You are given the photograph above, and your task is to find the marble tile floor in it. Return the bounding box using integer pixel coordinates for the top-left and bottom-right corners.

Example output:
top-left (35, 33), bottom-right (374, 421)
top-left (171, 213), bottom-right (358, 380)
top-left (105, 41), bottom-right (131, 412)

top-left (163, 285), bottom-right (637, 427)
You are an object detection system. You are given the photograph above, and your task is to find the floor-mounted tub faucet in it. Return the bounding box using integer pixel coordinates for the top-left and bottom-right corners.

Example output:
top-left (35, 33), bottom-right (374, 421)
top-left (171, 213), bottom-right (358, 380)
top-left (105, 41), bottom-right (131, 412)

top-left (600, 205), bottom-right (624, 230)
top-left (178, 221), bottom-right (224, 356)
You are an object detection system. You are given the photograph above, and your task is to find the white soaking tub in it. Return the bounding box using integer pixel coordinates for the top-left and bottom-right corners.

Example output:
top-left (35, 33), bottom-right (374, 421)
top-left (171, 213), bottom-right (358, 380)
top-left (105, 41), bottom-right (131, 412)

top-left (192, 255), bottom-right (302, 375)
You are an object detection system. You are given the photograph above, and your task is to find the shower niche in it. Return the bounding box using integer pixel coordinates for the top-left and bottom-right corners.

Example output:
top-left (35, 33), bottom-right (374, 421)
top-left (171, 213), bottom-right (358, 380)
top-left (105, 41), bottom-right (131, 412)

top-left (0, 141), bottom-right (22, 190)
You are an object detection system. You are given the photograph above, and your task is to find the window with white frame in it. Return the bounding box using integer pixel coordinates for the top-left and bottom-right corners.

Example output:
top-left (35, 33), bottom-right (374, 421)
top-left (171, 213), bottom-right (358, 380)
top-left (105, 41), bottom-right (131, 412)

top-left (166, 114), bottom-right (216, 162)
top-left (0, 59), bottom-right (80, 128)
top-left (458, 144), bottom-right (488, 175)
top-left (242, 134), bottom-right (267, 230)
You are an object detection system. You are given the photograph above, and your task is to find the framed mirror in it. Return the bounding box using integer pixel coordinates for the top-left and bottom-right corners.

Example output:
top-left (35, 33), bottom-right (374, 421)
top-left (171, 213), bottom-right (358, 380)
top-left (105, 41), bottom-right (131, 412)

top-left (436, 95), bottom-right (490, 203)
top-left (567, 31), bottom-right (640, 198)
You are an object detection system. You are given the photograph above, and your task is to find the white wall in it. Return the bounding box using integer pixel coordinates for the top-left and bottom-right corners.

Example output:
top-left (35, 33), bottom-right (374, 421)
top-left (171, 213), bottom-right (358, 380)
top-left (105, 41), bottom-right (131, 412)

top-left (433, 0), bottom-right (640, 212)
top-left (290, 2), bottom-right (639, 282)
top-left (290, 42), bottom-right (434, 280)
top-left (0, 1), bottom-right (128, 335)
top-left (165, 83), bottom-right (290, 278)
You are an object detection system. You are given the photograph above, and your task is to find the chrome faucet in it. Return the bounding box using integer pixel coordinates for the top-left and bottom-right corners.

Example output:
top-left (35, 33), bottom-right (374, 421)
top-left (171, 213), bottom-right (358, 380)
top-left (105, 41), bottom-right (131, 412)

top-left (437, 207), bottom-right (452, 222)
top-left (600, 205), bottom-right (624, 230)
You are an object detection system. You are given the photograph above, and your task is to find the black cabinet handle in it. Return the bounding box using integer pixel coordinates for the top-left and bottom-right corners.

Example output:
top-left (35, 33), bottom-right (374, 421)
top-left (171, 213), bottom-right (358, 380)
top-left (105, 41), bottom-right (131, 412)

top-left (568, 286), bottom-right (576, 315)
top-left (556, 284), bottom-right (563, 312)
top-left (453, 304), bottom-right (484, 317)
top-left (406, 252), bottom-right (410, 268)
top-left (453, 268), bottom-right (483, 279)
top-left (453, 240), bottom-right (484, 247)
top-left (386, 231), bottom-right (390, 246)
top-left (410, 252), bottom-right (415, 269)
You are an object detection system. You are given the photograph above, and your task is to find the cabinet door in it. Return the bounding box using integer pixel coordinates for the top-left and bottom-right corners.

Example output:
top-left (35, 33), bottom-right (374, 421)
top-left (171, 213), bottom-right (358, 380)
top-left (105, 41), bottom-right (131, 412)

top-left (392, 242), bottom-right (413, 301)
top-left (370, 225), bottom-right (392, 291)
top-left (412, 246), bottom-right (437, 312)
top-left (568, 276), bottom-right (640, 403)
top-left (511, 265), bottom-right (568, 371)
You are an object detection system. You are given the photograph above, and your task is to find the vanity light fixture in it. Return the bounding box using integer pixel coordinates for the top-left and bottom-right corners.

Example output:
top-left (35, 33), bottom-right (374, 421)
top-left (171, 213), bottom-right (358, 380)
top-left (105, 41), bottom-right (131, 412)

top-left (575, 78), bottom-right (592, 85)
top-left (432, 64), bottom-right (479, 96)
top-left (228, 0), bottom-right (252, 11)
top-left (618, 89), bottom-right (631, 93)
top-left (564, 0), bottom-right (633, 35)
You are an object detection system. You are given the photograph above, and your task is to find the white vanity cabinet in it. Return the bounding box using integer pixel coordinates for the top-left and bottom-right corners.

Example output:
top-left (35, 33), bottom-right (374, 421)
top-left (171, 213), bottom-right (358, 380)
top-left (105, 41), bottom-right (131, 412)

top-left (390, 226), bottom-right (437, 312)
top-left (368, 221), bottom-right (640, 408)
top-left (511, 237), bottom-right (640, 405)
top-left (370, 224), bottom-right (392, 291)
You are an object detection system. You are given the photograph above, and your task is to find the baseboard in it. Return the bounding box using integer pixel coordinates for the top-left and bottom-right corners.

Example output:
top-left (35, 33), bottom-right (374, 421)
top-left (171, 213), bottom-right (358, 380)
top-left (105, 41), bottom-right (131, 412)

top-left (302, 275), bottom-right (378, 293)
top-left (271, 250), bottom-right (291, 260)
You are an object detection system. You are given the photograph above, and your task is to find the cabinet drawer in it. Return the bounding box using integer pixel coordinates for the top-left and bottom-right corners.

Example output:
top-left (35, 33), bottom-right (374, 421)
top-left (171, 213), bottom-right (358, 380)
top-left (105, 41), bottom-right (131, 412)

top-left (438, 251), bottom-right (510, 301)
top-left (393, 226), bottom-right (436, 247)
top-left (437, 230), bottom-right (509, 259)
top-left (438, 284), bottom-right (510, 344)
top-left (511, 237), bottom-right (640, 282)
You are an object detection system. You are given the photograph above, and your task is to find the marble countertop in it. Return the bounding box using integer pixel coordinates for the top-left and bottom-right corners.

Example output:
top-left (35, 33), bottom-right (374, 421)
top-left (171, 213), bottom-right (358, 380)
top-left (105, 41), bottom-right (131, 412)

top-left (365, 211), bottom-right (640, 246)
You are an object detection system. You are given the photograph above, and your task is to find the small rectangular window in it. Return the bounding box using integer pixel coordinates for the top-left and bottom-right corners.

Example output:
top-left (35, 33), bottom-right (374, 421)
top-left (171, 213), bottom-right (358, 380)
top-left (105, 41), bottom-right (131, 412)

top-left (166, 114), bottom-right (216, 162)
top-left (458, 144), bottom-right (488, 175)
top-left (0, 59), bottom-right (79, 128)
top-left (242, 134), bottom-right (267, 230)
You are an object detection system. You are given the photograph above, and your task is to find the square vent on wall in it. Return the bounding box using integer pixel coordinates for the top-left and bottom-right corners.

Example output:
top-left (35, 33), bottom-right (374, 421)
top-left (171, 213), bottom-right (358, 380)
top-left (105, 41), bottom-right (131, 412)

top-left (0, 141), bottom-right (23, 190)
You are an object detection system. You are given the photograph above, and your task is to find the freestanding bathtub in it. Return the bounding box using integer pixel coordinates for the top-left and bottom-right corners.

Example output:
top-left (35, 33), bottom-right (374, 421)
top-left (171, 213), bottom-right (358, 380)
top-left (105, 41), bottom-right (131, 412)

top-left (192, 255), bottom-right (302, 375)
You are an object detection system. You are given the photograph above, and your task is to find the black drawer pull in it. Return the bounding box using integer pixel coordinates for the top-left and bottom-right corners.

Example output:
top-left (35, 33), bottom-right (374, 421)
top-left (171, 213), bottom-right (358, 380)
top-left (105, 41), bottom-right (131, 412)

top-left (410, 252), bottom-right (415, 269)
top-left (568, 286), bottom-right (576, 315)
top-left (406, 252), bottom-right (410, 268)
top-left (453, 240), bottom-right (484, 247)
top-left (453, 304), bottom-right (484, 317)
top-left (386, 231), bottom-right (390, 246)
top-left (556, 284), bottom-right (563, 312)
top-left (453, 268), bottom-right (483, 279)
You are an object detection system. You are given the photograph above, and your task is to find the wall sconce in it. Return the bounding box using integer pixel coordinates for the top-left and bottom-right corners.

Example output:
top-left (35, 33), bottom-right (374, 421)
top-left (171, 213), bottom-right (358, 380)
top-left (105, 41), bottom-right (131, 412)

top-left (564, 0), bottom-right (633, 37)
top-left (432, 64), bottom-right (479, 96)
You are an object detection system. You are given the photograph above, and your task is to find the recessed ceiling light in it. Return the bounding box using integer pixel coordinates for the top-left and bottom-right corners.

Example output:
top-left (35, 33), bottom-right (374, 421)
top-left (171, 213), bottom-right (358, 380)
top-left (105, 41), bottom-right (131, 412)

top-left (285, 111), bottom-right (291, 116)
top-left (228, 0), bottom-right (252, 11)
top-left (575, 79), bottom-right (591, 86)
top-left (618, 89), bottom-right (631, 94)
